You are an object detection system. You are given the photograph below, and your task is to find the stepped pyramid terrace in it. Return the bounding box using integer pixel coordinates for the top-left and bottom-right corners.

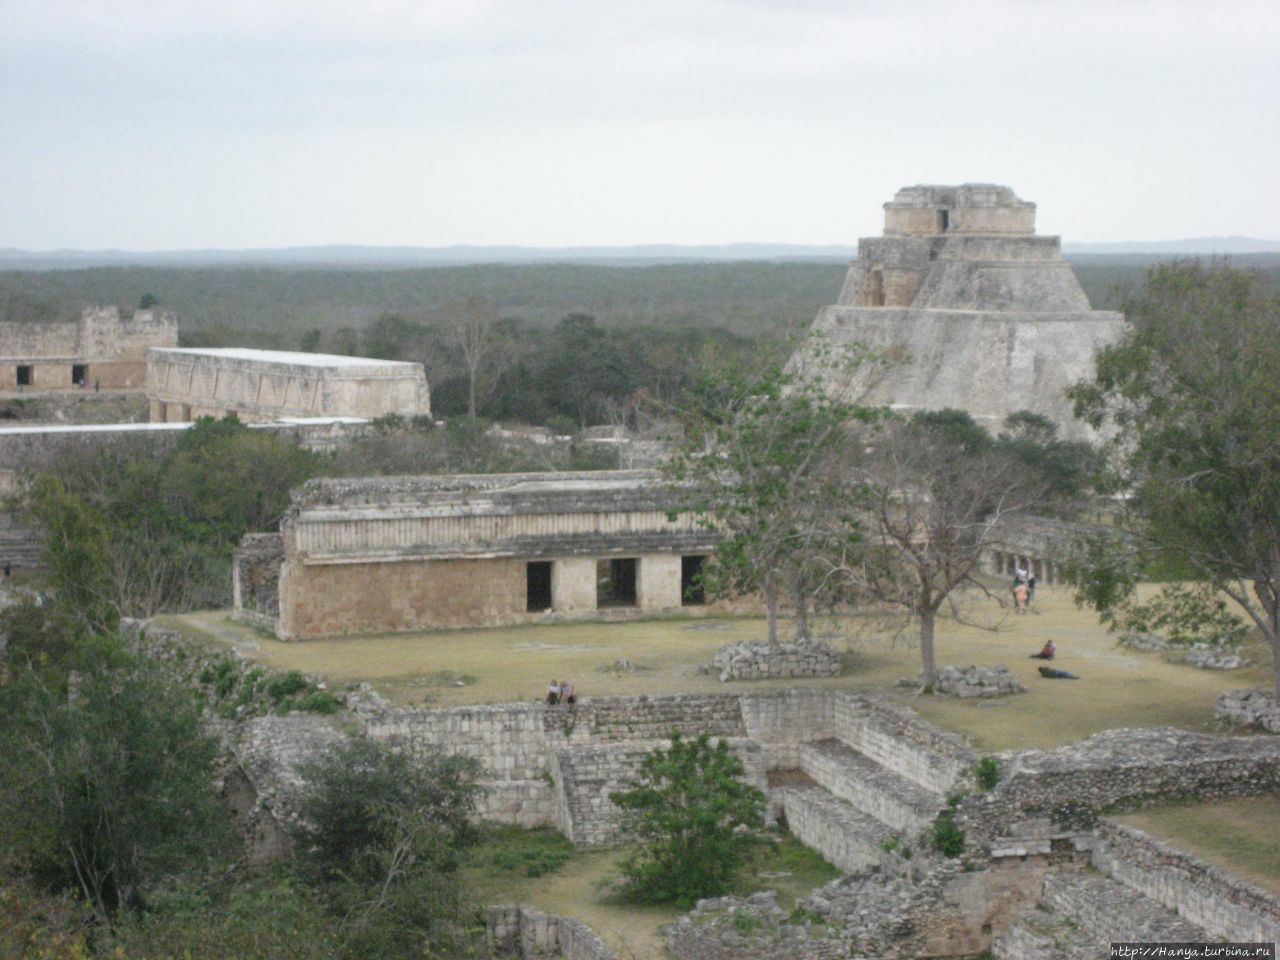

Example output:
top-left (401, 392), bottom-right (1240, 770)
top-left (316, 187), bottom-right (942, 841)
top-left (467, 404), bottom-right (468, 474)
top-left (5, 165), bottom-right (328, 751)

top-left (791, 184), bottom-right (1128, 438)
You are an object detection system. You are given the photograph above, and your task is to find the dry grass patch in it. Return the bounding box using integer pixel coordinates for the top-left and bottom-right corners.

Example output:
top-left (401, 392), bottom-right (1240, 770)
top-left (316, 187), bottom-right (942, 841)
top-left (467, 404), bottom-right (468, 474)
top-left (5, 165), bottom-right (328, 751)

top-left (166, 583), bottom-right (1272, 750)
top-left (1115, 797), bottom-right (1280, 896)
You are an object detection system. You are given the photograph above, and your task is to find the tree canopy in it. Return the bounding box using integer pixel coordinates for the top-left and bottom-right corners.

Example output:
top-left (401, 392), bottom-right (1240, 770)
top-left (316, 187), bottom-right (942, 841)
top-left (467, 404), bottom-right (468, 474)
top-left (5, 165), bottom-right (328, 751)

top-left (1069, 260), bottom-right (1280, 695)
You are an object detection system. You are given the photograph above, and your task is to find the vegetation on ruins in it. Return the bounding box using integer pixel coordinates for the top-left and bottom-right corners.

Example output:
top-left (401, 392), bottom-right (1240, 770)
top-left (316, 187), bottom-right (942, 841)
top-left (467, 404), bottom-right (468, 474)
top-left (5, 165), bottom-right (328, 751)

top-left (610, 733), bottom-right (768, 908)
top-left (25, 415), bottom-right (319, 615)
top-left (0, 628), bottom-right (231, 919)
top-left (1068, 260), bottom-right (1280, 696)
top-left (296, 736), bottom-right (485, 958)
top-left (0, 599), bottom-right (495, 959)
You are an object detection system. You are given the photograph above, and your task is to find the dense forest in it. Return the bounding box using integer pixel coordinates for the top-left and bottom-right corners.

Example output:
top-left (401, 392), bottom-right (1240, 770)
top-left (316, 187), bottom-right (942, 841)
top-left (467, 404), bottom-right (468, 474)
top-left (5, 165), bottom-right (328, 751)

top-left (3, 254), bottom-right (1277, 426)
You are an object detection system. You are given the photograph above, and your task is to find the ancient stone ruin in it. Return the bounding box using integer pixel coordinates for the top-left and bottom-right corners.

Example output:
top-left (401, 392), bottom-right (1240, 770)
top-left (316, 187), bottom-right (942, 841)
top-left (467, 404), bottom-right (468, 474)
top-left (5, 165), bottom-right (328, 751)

top-left (226, 676), bottom-right (1278, 958)
top-left (146, 346), bottom-right (431, 422)
top-left (235, 470), bottom-right (725, 639)
top-left (1, 305), bottom-right (177, 391)
top-left (791, 184), bottom-right (1128, 439)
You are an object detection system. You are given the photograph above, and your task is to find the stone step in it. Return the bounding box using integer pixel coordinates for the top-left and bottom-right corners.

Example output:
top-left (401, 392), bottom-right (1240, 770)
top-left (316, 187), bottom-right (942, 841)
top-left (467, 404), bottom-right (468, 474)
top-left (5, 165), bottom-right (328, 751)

top-left (780, 783), bottom-right (904, 875)
top-left (1043, 871), bottom-right (1210, 944)
top-left (993, 906), bottom-right (1101, 960)
top-left (799, 737), bottom-right (945, 835)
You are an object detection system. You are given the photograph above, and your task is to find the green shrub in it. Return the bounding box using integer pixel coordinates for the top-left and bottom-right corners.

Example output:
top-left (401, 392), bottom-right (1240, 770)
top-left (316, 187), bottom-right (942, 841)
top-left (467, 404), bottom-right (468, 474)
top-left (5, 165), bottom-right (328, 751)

top-left (974, 756), bottom-right (1001, 792)
top-left (291, 690), bottom-right (341, 715)
top-left (928, 810), bottom-right (966, 858)
top-left (265, 670), bottom-right (309, 703)
top-left (610, 733), bottom-right (767, 908)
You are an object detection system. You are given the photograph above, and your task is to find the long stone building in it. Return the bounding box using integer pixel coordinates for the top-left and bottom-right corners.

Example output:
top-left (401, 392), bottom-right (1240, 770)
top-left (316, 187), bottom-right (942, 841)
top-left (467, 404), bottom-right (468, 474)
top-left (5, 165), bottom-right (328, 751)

top-left (234, 470), bottom-right (722, 639)
top-left (147, 347), bottom-right (430, 422)
top-left (791, 184), bottom-right (1128, 438)
top-left (1, 306), bottom-right (177, 391)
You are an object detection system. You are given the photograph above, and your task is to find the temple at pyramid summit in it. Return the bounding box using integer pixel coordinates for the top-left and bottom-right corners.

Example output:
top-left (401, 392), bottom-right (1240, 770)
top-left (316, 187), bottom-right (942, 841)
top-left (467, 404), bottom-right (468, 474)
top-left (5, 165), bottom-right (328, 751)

top-left (790, 184), bottom-right (1128, 438)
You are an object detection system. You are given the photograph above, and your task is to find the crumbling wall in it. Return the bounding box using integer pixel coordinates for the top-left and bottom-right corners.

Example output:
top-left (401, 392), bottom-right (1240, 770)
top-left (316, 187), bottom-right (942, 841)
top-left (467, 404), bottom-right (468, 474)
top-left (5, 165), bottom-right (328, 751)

top-left (487, 904), bottom-right (617, 960)
top-left (1092, 818), bottom-right (1280, 943)
top-left (960, 728), bottom-right (1280, 846)
top-left (835, 694), bottom-right (976, 794)
top-left (232, 533), bottom-right (284, 628)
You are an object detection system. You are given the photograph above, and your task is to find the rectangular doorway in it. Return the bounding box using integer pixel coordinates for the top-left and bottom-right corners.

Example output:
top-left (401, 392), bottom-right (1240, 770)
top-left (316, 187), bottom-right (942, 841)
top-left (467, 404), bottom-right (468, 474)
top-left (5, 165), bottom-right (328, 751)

top-left (71, 364), bottom-right (88, 385)
top-left (16, 365), bottom-right (32, 387)
top-left (681, 555), bottom-right (707, 606)
top-left (526, 561), bottom-right (552, 612)
top-left (596, 558), bottom-right (637, 608)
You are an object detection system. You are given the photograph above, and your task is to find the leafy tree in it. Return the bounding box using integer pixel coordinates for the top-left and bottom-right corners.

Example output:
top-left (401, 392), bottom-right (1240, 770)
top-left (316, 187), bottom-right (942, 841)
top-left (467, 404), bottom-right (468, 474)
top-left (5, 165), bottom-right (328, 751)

top-left (672, 359), bottom-right (864, 643)
top-left (1068, 260), bottom-right (1280, 694)
top-left (610, 733), bottom-right (767, 908)
top-left (296, 736), bottom-right (483, 958)
top-left (138, 293), bottom-right (159, 309)
top-left (0, 638), bottom-right (231, 918)
top-left (28, 475), bottom-right (117, 634)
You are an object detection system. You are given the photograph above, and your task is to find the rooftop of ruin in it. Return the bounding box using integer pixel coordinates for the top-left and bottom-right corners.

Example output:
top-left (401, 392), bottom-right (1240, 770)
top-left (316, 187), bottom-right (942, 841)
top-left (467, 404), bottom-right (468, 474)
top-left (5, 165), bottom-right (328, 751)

top-left (150, 346), bottom-right (422, 370)
top-left (290, 469), bottom-right (684, 513)
top-left (882, 182), bottom-right (1038, 236)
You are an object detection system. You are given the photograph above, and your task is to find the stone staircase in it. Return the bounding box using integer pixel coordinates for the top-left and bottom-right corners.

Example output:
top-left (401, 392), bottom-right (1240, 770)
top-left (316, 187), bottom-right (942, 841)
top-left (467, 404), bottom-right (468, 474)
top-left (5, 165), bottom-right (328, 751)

top-left (780, 734), bottom-right (951, 874)
top-left (994, 872), bottom-right (1211, 960)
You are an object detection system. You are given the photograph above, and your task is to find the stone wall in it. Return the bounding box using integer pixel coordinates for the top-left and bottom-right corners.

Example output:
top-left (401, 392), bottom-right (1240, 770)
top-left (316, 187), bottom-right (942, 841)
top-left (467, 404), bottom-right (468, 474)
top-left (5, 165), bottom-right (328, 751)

top-left (1216, 687), bottom-right (1280, 733)
top-left (0, 307), bottom-right (178, 390)
top-left (147, 347), bottom-right (429, 422)
top-left (487, 905), bottom-right (617, 960)
top-left (934, 665), bottom-right (1026, 699)
top-left (835, 694), bottom-right (977, 794)
top-left (232, 533), bottom-right (284, 627)
top-left (279, 555), bottom-right (529, 638)
top-left (961, 727), bottom-right (1280, 846)
top-left (713, 638), bottom-right (842, 681)
top-left (1092, 818), bottom-right (1280, 944)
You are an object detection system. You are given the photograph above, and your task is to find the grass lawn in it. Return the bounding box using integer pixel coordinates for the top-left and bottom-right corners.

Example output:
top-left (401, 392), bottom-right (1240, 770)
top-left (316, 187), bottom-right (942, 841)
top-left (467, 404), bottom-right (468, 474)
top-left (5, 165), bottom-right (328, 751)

top-left (462, 825), bottom-right (839, 959)
top-left (164, 582), bottom-right (1273, 751)
top-left (1115, 797), bottom-right (1280, 896)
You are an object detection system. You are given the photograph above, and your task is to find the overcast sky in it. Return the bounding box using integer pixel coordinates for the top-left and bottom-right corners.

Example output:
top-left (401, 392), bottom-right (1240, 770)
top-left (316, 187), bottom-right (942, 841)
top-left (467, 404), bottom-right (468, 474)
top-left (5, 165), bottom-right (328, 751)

top-left (2, 0), bottom-right (1277, 250)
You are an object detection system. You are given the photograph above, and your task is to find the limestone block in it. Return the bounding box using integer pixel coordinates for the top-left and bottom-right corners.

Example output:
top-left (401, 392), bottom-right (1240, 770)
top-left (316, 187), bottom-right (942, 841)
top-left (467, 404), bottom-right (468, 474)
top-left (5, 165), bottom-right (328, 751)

top-left (637, 553), bottom-right (682, 611)
top-left (553, 557), bottom-right (597, 614)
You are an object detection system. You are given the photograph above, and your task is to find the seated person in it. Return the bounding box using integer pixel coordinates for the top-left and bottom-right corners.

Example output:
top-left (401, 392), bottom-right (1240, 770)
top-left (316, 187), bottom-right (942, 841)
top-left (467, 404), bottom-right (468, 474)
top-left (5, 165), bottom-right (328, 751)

top-left (561, 680), bottom-right (576, 709)
top-left (1030, 640), bottom-right (1056, 660)
top-left (545, 679), bottom-right (560, 705)
top-left (1038, 665), bottom-right (1078, 680)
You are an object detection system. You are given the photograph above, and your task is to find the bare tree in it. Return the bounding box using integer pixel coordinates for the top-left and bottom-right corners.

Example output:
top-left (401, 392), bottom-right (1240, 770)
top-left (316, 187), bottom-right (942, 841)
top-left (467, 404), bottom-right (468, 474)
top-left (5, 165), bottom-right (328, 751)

top-left (444, 296), bottom-right (499, 418)
top-left (830, 412), bottom-right (1049, 688)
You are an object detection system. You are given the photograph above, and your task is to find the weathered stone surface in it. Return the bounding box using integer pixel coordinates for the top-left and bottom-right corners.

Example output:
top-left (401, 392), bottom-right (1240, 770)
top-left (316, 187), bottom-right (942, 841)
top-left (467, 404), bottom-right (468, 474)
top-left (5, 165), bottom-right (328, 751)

top-left (713, 638), bottom-right (842, 681)
top-left (1215, 687), bottom-right (1280, 733)
top-left (147, 346), bottom-right (429, 422)
top-left (0, 306), bottom-right (177, 391)
top-left (487, 904), bottom-right (617, 960)
top-left (1179, 643), bottom-right (1247, 669)
top-left (789, 184), bottom-right (1128, 440)
top-left (260, 470), bottom-right (724, 638)
top-left (1092, 818), bottom-right (1280, 944)
top-left (960, 727), bottom-right (1280, 845)
top-left (934, 664), bottom-right (1027, 698)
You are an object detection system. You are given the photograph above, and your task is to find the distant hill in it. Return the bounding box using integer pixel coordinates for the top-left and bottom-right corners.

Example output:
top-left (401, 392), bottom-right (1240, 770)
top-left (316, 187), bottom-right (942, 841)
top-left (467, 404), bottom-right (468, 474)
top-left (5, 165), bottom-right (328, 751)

top-left (3, 237), bottom-right (1279, 271)
top-left (0, 243), bottom-right (860, 271)
top-left (1063, 236), bottom-right (1280, 255)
